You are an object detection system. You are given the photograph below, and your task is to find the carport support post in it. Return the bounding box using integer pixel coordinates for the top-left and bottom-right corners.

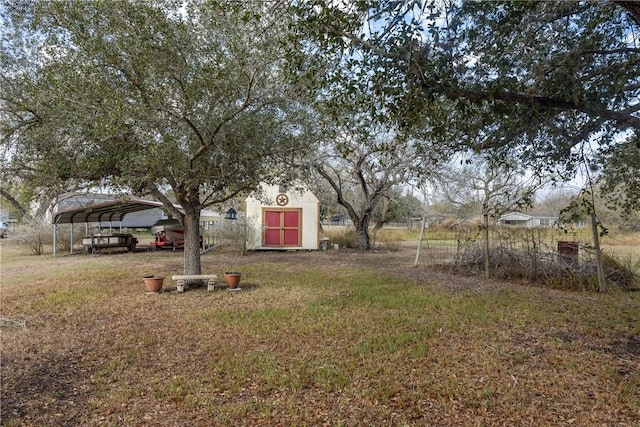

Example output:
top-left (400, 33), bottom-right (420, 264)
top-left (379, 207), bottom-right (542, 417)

top-left (53, 224), bottom-right (57, 257)
top-left (70, 224), bottom-right (74, 255)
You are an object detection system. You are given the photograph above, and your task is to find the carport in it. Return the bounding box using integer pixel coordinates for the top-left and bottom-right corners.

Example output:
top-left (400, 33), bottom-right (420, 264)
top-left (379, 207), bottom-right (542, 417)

top-left (52, 199), bottom-right (164, 256)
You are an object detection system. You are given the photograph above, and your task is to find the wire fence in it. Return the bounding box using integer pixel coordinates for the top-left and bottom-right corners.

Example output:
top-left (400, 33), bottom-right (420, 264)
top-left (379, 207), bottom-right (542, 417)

top-left (322, 222), bottom-right (638, 270)
top-left (415, 226), bottom-right (640, 272)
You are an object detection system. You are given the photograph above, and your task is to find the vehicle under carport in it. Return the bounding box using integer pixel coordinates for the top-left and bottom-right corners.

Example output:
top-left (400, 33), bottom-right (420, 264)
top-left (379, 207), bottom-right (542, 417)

top-left (51, 199), bottom-right (164, 256)
top-left (51, 198), bottom-right (218, 256)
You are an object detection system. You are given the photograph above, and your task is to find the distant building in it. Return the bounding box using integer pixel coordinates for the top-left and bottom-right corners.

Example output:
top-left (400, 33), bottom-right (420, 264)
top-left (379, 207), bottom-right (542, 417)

top-left (498, 212), bottom-right (558, 228)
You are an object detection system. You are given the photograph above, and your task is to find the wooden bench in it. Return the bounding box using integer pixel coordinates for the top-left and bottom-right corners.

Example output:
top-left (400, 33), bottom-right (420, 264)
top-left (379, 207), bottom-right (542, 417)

top-left (171, 274), bottom-right (218, 292)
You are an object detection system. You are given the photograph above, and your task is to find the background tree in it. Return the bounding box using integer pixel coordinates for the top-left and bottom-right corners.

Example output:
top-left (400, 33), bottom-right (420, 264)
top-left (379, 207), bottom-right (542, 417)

top-left (310, 178), bottom-right (345, 224)
top-left (432, 153), bottom-right (540, 220)
top-left (289, 2), bottom-right (445, 250)
top-left (308, 118), bottom-right (427, 250)
top-left (372, 187), bottom-right (424, 228)
top-left (535, 188), bottom-right (581, 217)
top-left (1, 1), bottom-right (306, 273)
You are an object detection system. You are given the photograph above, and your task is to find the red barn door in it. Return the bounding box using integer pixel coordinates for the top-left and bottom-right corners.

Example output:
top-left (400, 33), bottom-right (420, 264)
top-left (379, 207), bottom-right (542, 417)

top-left (263, 209), bottom-right (301, 247)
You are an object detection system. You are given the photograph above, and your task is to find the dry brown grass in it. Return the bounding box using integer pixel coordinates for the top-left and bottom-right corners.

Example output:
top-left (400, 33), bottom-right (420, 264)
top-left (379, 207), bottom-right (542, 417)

top-left (1, 241), bottom-right (639, 426)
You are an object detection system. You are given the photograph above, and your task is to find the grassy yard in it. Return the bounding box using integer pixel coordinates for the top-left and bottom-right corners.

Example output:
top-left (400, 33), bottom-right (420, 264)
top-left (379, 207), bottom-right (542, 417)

top-left (1, 241), bottom-right (639, 426)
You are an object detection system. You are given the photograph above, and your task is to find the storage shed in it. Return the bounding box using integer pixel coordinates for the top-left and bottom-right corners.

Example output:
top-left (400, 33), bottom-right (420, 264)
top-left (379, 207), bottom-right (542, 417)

top-left (245, 183), bottom-right (320, 251)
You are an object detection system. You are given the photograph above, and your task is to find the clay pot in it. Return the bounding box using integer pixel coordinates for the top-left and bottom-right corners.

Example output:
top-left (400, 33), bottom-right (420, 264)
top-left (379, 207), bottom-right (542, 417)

top-left (143, 276), bottom-right (164, 292)
top-left (223, 272), bottom-right (242, 289)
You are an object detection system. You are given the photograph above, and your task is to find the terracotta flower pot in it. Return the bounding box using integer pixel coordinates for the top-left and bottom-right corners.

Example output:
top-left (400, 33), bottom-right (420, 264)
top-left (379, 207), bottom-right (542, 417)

top-left (223, 272), bottom-right (241, 289)
top-left (143, 276), bottom-right (164, 292)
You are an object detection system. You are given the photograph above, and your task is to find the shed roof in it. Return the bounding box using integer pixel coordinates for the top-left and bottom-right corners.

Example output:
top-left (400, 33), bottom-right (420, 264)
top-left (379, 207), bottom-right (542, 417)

top-left (499, 212), bottom-right (533, 221)
top-left (52, 199), bottom-right (164, 224)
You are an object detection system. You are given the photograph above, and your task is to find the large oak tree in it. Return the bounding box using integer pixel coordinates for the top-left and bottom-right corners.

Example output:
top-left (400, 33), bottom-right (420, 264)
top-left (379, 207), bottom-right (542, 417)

top-left (1, 1), bottom-right (306, 273)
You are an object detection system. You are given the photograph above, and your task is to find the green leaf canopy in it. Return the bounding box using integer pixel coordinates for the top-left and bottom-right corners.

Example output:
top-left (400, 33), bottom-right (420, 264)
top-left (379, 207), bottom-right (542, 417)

top-left (1, 0), bottom-right (306, 273)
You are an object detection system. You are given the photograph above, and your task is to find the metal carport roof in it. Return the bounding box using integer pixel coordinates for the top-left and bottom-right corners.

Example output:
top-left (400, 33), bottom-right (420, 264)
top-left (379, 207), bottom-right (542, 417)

top-left (52, 199), bottom-right (164, 224)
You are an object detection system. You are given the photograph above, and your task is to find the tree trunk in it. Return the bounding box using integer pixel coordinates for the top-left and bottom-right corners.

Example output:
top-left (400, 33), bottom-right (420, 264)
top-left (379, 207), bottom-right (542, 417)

top-left (182, 211), bottom-right (202, 276)
top-left (355, 217), bottom-right (371, 250)
top-left (374, 196), bottom-right (390, 230)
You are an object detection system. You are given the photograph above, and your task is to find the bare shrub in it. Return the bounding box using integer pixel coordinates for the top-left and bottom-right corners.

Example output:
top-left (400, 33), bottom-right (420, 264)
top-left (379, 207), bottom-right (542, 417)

top-left (453, 229), bottom-right (639, 291)
top-left (9, 218), bottom-right (53, 255)
top-left (439, 217), bottom-right (483, 230)
top-left (217, 215), bottom-right (261, 255)
top-left (328, 228), bottom-right (359, 249)
top-left (600, 253), bottom-right (640, 292)
top-left (55, 224), bottom-right (85, 252)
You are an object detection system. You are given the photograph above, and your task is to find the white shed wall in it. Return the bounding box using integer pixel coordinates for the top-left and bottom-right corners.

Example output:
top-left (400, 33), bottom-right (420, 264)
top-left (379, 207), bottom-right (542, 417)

top-left (245, 183), bottom-right (319, 250)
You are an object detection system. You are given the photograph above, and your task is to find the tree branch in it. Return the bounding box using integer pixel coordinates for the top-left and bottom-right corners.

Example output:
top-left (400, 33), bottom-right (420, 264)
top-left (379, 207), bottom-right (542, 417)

top-left (0, 188), bottom-right (28, 219)
top-left (440, 85), bottom-right (640, 130)
top-left (327, 20), bottom-right (640, 131)
top-left (313, 162), bottom-right (359, 222)
top-left (190, 70), bottom-right (257, 165)
top-left (202, 185), bottom-right (250, 208)
top-left (355, 154), bottom-right (370, 200)
top-left (146, 183), bottom-right (183, 221)
top-left (614, 1), bottom-right (640, 26)
top-left (182, 115), bottom-right (205, 147)
top-left (578, 47), bottom-right (640, 56)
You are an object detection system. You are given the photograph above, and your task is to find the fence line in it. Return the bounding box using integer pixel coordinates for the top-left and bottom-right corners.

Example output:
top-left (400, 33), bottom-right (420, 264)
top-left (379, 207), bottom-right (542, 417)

top-left (415, 226), bottom-right (639, 271)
